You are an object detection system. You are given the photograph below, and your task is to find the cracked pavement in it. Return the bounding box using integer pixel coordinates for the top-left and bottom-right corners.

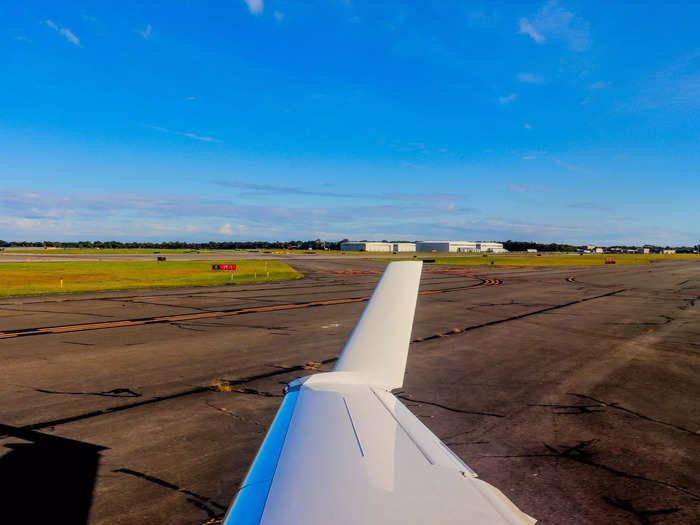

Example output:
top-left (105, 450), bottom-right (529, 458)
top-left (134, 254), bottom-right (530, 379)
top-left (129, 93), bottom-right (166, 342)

top-left (0, 257), bottom-right (698, 524)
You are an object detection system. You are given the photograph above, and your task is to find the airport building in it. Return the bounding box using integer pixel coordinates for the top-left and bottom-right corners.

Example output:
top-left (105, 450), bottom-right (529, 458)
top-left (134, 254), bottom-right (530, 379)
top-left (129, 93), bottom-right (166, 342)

top-left (415, 241), bottom-right (506, 253)
top-left (476, 242), bottom-right (507, 253)
top-left (340, 242), bottom-right (393, 252)
top-left (340, 240), bottom-right (506, 253)
top-left (416, 241), bottom-right (476, 252)
top-left (393, 242), bottom-right (416, 252)
top-left (340, 242), bottom-right (417, 252)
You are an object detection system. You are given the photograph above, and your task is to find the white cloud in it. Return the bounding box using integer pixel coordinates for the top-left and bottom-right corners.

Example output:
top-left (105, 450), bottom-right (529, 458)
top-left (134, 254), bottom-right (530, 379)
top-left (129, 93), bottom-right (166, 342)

top-left (518, 18), bottom-right (545, 43)
top-left (149, 125), bottom-right (218, 142)
top-left (183, 132), bottom-right (215, 142)
top-left (508, 184), bottom-right (551, 192)
top-left (521, 155), bottom-right (536, 160)
top-left (218, 223), bottom-right (248, 235)
top-left (44, 20), bottom-right (80, 46)
top-left (274, 10), bottom-right (284, 21)
top-left (518, 1), bottom-right (590, 51)
top-left (524, 123), bottom-right (533, 129)
top-left (138, 24), bottom-right (152, 40)
top-left (243, 0), bottom-right (264, 15)
top-left (518, 72), bottom-right (545, 84)
top-left (498, 93), bottom-right (517, 104)
top-left (61, 29), bottom-right (80, 46)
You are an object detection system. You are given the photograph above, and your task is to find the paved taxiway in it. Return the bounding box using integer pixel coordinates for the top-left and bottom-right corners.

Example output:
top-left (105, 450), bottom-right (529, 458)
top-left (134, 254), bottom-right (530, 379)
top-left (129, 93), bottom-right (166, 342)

top-left (1, 258), bottom-right (698, 524)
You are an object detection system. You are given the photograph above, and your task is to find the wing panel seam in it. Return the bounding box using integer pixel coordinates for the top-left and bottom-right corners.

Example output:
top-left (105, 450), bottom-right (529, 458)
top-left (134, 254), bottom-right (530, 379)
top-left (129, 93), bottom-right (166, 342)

top-left (343, 396), bottom-right (365, 457)
top-left (370, 387), bottom-right (434, 465)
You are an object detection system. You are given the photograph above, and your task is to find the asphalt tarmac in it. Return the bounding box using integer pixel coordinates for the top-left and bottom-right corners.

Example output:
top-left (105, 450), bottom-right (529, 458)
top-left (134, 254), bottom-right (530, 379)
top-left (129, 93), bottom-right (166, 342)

top-left (1, 258), bottom-right (698, 524)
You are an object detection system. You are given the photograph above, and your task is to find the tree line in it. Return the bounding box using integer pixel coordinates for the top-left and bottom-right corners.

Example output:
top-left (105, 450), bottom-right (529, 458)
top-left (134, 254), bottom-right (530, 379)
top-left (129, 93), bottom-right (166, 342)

top-left (0, 239), bottom-right (696, 252)
top-left (0, 239), bottom-right (342, 250)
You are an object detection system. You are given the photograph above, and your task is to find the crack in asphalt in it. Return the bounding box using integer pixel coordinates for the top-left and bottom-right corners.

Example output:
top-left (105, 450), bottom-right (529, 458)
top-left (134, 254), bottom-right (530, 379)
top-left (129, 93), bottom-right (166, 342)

top-left (396, 394), bottom-right (504, 418)
top-left (113, 468), bottom-right (227, 520)
top-left (20, 358), bottom-right (338, 431)
top-left (529, 402), bottom-right (604, 414)
top-left (602, 496), bottom-right (680, 524)
top-left (412, 289), bottom-right (627, 342)
top-left (482, 440), bottom-right (700, 500)
top-left (215, 385), bottom-right (283, 398)
top-left (35, 387), bottom-right (142, 398)
top-left (0, 305), bottom-right (115, 318)
top-left (568, 393), bottom-right (698, 436)
top-left (205, 402), bottom-right (264, 426)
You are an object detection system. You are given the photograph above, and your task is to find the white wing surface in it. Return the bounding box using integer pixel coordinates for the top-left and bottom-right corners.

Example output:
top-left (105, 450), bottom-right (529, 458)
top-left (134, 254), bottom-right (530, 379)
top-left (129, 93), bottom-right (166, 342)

top-left (223, 261), bottom-right (535, 525)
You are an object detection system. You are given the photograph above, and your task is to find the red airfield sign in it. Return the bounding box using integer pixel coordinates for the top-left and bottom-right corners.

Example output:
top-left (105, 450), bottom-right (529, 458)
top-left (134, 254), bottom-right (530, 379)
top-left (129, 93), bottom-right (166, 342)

top-left (212, 264), bottom-right (237, 271)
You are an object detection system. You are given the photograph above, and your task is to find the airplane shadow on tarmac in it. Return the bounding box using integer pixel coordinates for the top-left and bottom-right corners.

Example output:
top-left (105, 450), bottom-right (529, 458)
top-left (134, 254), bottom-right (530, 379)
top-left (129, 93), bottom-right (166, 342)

top-left (0, 423), bottom-right (106, 524)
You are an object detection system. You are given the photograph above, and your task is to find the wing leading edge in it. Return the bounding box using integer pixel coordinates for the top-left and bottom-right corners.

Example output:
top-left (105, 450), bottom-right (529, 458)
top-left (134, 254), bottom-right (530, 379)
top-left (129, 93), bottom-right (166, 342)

top-left (223, 261), bottom-right (536, 524)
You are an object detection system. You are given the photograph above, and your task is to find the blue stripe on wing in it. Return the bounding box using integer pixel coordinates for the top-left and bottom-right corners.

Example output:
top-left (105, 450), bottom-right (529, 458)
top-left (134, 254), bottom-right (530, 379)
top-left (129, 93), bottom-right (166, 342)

top-left (223, 390), bottom-right (300, 525)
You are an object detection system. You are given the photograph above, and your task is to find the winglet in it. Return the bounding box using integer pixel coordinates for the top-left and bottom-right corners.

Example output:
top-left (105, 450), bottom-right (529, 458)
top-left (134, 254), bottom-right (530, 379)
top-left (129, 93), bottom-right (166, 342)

top-left (333, 261), bottom-right (423, 390)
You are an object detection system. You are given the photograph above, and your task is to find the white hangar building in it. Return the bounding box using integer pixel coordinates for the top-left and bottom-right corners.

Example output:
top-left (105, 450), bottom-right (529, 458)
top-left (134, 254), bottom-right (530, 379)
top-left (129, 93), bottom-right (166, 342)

top-left (340, 242), bottom-right (392, 252)
top-left (415, 241), bottom-right (506, 253)
top-left (392, 242), bottom-right (416, 252)
top-left (476, 242), bottom-right (507, 253)
top-left (340, 241), bottom-right (505, 253)
top-left (340, 242), bottom-right (417, 252)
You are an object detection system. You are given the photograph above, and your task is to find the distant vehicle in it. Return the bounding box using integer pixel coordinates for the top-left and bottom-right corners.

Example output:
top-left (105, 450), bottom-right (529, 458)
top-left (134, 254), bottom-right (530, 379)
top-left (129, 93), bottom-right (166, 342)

top-left (222, 262), bottom-right (535, 524)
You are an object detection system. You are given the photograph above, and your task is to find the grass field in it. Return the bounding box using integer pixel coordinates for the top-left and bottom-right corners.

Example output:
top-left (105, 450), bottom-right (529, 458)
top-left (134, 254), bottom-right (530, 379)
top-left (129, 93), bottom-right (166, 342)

top-left (0, 260), bottom-right (302, 297)
top-left (373, 254), bottom-right (700, 266)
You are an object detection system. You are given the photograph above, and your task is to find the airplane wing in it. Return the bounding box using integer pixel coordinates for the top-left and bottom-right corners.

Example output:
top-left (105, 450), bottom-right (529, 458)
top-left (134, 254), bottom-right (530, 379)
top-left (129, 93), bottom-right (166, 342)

top-left (223, 261), bottom-right (536, 524)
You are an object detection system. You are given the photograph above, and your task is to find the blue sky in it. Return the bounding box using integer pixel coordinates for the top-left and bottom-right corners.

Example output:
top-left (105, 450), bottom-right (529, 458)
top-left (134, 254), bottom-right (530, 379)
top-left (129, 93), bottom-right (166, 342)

top-left (1, 1), bottom-right (698, 244)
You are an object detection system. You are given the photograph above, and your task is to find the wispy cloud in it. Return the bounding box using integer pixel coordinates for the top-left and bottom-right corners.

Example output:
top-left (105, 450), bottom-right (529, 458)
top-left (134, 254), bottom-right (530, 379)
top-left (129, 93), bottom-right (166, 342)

top-left (498, 93), bottom-right (517, 104)
top-left (590, 81), bottom-right (609, 89)
top-left (568, 202), bottom-right (612, 212)
top-left (518, 72), bottom-right (545, 84)
top-left (137, 24), bottom-right (152, 40)
top-left (274, 10), bottom-right (284, 22)
top-left (242, 0), bottom-right (264, 15)
top-left (185, 96), bottom-right (196, 101)
top-left (149, 125), bottom-right (217, 142)
top-left (213, 180), bottom-right (465, 204)
top-left (632, 51), bottom-right (700, 111)
top-left (44, 20), bottom-right (80, 46)
top-left (508, 184), bottom-right (551, 192)
top-left (183, 132), bottom-right (214, 142)
top-left (15, 36), bottom-right (32, 43)
top-left (524, 123), bottom-right (533, 129)
top-left (551, 157), bottom-right (590, 173)
top-left (518, 18), bottom-right (544, 44)
top-left (214, 180), bottom-right (368, 198)
top-left (518, 1), bottom-right (590, 51)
